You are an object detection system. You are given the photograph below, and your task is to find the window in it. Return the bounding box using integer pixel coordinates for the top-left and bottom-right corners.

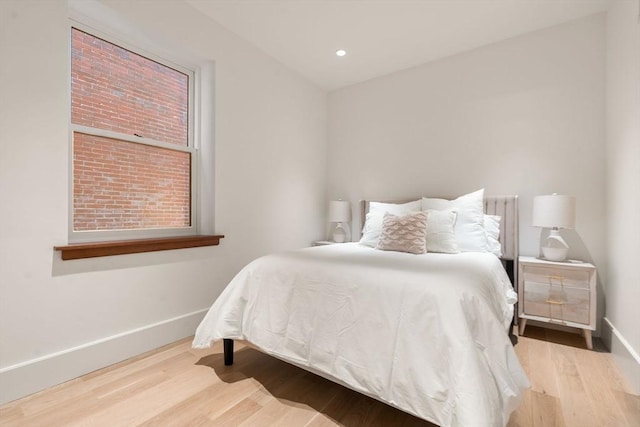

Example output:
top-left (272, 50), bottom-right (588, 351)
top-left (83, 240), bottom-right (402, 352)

top-left (70, 27), bottom-right (196, 242)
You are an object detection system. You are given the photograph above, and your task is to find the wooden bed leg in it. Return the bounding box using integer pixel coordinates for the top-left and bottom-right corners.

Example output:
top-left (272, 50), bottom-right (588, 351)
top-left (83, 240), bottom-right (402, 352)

top-left (223, 339), bottom-right (234, 366)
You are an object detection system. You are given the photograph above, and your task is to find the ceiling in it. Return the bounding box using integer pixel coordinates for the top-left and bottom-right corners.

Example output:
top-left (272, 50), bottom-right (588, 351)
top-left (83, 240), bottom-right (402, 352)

top-left (186, 0), bottom-right (611, 91)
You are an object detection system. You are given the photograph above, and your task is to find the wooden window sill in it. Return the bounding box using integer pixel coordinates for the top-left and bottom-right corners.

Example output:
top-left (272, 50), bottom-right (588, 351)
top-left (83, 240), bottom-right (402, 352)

top-left (54, 235), bottom-right (224, 260)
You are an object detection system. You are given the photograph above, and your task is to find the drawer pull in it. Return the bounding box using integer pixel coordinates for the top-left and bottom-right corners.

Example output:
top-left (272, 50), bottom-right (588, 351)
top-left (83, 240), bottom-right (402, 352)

top-left (548, 275), bottom-right (564, 285)
top-left (549, 319), bottom-right (567, 325)
top-left (546, 299), bottom-right (565, 305)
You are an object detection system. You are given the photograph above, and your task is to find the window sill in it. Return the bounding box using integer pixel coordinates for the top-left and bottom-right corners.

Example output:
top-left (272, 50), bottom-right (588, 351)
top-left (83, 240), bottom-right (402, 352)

top-left (54, 235), bottom-right (224, 260)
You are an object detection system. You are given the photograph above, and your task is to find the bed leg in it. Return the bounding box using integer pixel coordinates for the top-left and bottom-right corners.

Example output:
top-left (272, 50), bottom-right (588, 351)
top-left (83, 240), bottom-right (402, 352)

top-left (223, 339), bottom-right (234, 366)
top-left (509, 314), bottom-right (518, 346)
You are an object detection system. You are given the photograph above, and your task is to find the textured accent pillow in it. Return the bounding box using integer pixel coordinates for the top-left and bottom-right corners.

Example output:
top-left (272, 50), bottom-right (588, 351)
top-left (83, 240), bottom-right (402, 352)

top-left (359, 199), bottom-right (422, 247)
top-left (425, 210), bottom-right (460, 254)
top-left (484, 214), bottom-right (502, 257)
top-left (421, 189), bottom-right (489, 253)
top-left (376, 211), bottom-right (428, 254)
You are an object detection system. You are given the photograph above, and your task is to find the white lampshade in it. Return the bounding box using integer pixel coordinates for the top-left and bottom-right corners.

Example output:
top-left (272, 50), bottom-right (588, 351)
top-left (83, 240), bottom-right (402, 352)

top-left (532, 194), bottom-right (576, 230)
top-left (328, 200), bottom-right (351, 223)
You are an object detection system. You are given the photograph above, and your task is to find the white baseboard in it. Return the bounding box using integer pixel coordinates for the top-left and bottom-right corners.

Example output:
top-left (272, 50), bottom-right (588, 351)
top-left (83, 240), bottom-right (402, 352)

top-left (601, 317), bottom-right (640, 394)
top-left (0, 309), bottom-right (208, 405)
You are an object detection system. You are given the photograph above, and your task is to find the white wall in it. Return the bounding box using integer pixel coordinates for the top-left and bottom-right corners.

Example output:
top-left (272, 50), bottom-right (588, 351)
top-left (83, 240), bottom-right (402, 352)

top-left (604, 0), bottom-right (640, 393)
top-left (0, 0), bottom-right (327, 403)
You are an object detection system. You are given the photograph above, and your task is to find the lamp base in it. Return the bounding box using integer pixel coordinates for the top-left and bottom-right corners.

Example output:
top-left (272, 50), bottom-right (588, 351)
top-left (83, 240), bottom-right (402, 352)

top-left (541, 246), bottom-right (569, 262)
top-left (332, 223), bottom-right (346, 243)
top-left (541, 229), bottom-right (569, 261)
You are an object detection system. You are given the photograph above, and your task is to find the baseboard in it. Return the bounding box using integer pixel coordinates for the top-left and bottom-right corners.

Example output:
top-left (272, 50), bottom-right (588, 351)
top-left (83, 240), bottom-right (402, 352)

top-left (601, 317), bottom-right (640, 394)
top-left (0, 308), bottom-right (208, 405)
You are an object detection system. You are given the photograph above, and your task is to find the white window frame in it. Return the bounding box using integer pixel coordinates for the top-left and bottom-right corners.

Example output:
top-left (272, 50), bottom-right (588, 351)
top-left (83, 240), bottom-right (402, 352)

top-left (68, 21), bottom-right (201, 243)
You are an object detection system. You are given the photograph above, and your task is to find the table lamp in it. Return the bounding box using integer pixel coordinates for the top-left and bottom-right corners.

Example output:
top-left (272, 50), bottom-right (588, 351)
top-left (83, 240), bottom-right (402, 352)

top-left (532, 194), bottom-right (576, 261)
top-left (328, 200), bottom-right (351, 243)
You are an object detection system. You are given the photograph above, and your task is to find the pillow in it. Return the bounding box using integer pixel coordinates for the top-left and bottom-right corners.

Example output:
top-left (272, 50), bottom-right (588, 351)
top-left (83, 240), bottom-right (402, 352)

top-left (421, 189), bottom-right (489, 253)
top-left (376, 211), bottom-right (428, 254)
top-left (359, 199), bottom-right (421, 247)
top-left (484, 214), bottom-right (502, 257)
top-left (425, 210), bottom-right (460, 254)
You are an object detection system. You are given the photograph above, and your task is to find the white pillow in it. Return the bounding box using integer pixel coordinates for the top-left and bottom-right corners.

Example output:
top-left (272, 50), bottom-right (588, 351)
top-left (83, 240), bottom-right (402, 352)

top-left (376, 211), bottom-right (428, 255)
top-left (425, 210), bottom-right (460, 254)
top-left (421, 189), bottom-right (489, 253)
top-left (484, 214), bottom-right (502, 257)
top-left (359, 199), bottom-right (421, 247)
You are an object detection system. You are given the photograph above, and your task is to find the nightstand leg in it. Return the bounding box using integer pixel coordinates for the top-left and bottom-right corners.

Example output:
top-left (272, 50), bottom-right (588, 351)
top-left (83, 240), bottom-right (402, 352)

top-left (583, 329), bottom-right (593, 350)
top-left (519, 319), bottom-right (527, 336)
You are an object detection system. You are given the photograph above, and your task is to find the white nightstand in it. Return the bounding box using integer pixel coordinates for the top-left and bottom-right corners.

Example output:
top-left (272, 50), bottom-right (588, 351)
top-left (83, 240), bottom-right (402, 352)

top-left (312, 240), bottom-right (340, 246)
top-left (518, 256), bottom-right (596, 349)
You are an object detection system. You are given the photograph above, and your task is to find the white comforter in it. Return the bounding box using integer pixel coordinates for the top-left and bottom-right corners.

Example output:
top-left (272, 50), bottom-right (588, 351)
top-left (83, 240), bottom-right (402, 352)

top-left (193, 243), bottom-right (530, 426)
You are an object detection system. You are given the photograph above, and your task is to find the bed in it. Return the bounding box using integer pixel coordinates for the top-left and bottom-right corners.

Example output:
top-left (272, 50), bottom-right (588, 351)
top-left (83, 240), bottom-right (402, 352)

top-left (193, 193), bottom-right (530, 427)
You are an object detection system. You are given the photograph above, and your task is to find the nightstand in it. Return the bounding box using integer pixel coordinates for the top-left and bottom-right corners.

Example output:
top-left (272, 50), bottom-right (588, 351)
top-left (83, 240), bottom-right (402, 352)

top-left (518, 256), bottom-right (596, 349)
top-left (313, 240), bottom-right (340, 246)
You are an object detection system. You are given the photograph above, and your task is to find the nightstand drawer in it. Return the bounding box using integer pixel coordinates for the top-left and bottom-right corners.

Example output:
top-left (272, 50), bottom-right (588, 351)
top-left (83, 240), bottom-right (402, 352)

top-left (522, 265), bottom-right (590, 289)
top-left (523, 282), bottom-right (590, 325)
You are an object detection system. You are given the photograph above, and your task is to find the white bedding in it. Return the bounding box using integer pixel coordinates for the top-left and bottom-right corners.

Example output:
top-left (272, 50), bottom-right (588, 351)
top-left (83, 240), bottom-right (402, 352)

top-left (193, 243), bottom-right (530, 426)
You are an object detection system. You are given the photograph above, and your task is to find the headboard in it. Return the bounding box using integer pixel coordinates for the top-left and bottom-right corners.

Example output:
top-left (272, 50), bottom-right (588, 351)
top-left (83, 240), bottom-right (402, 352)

top-left (359, 195), bottom-right (519, 285)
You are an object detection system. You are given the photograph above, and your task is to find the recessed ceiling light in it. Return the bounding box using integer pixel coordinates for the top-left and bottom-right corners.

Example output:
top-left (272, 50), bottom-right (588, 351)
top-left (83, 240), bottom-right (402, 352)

top-left (336, 49), bottom-right (346, 57)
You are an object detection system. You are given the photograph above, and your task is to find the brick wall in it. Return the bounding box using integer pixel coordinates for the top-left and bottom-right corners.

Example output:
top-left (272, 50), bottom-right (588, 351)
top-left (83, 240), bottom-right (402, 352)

top-left (73, 133), bottom-right (190, 230)
top-left (71, 28), bottom-right (188, 145)
top-left (71, 28), bottom-right (191, 231)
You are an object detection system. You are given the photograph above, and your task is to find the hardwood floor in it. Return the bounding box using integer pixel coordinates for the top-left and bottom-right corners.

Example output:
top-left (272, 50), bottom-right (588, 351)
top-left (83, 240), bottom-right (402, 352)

top-left (1, 326), bottom-right (638, 426)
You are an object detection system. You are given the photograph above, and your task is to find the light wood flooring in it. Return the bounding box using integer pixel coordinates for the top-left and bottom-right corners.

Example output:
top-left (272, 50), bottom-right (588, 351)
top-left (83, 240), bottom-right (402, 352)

top-left (1, 326), bottom-right (638, 426)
